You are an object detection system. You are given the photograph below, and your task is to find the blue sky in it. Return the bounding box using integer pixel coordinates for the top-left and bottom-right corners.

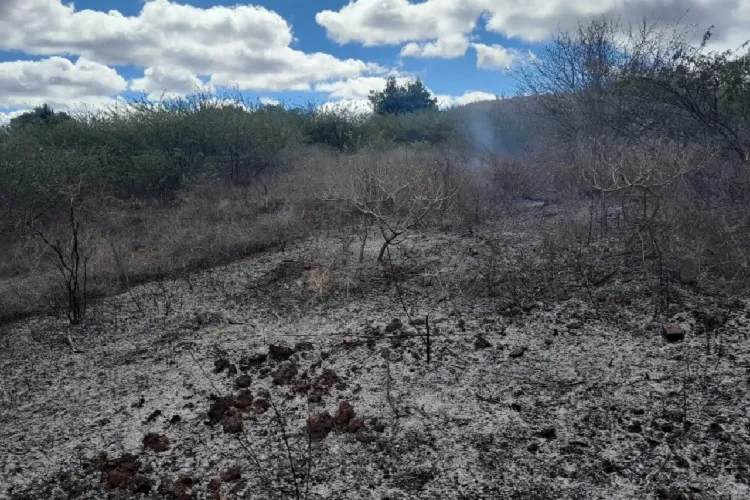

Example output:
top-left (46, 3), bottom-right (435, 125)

top-left (0, 0), bottom-right (746, 120)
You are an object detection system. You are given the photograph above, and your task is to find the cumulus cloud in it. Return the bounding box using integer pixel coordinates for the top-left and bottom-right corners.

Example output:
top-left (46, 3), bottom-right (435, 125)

top-left (437, 91), bottom-right (499, 108)
top-left (315, 76), bottom-right (413, 100)
top-left (0, 0), bottom-right (382, 101)
top-left (0, 56), bottom-right (127, 109)
top-left (318, 99), bottom-right (374, 116)
top-left (317, 0), bottom-right (750, 55)
top-left (400, 34), bottom-right (470, 58)
top-left (259, 97), bottom-right (281, 106)
top-left (129, 67), bottom-right (208, 101)
top-left (472, 43), bottom-right (521, 70)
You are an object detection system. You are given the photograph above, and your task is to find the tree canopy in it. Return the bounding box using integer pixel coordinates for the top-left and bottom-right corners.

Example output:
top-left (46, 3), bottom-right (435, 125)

top-left (10, 104), bottom-right (72, 129)
top-left (369, 77), bottom-right (438, 115)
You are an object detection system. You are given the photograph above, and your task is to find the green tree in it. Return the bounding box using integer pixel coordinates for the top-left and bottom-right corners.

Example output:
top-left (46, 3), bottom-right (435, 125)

top-left (369, 77), bottom-right (438, 115)
top-left (10, 104), bottom-right (72, 129)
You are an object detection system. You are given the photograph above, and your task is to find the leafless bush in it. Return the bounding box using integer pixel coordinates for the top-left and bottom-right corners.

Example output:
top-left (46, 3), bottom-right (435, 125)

top-left (322, 146), bottom-right (459, 261)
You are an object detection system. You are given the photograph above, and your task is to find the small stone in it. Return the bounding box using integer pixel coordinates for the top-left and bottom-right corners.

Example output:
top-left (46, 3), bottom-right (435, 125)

top-left (130, 475), bottom-right (153, 494)
top-left (220, 465), bottom-right (242, 483)
top-left (342, 335), bottom-right (360, 347)
top-left (474, 335), bottom-right (491, 350)
top-left (661, 422), bottom-right (675, 433)
top-left (144, 409), bottom-right (162, 423)
top-left (662, 324), bottom-right (686, 342)
top-left (207, 397), bottom-right (231, 425)
top-left (239, 353), bottom-right (267, 370)
top-left (355, 432), bottom-right (377, 443)
top-left (222, 409), bottom-right (243, 434)
top-left (268, 344), bottom-right (294, 361)
top-left (509, 346), bottom-right (527, 359)
top-left (544, 339), bottom-right (553, 346)
top-left (272, 361), bottom-right (298, 385)
top-left (335, 401), bottom-right (356, 429)
top-left (307, 412), bottom-right (334, 440)
top-left (235, 374), bottom-right (252, 388)
top-left (213, 358), bottom-right (230, 374)
top-left (294, 341), bottom-right (314, 351)
top-left (143, 433), bottom-right (169, 453)
top-left (233, 389), bottom-right (253, 410)
top-left (385, 318), bottom-right (403, 333)
top-left (627, 421), bottom-right (643, 433)
top-left (527, 442), bottom-right (539, 453)
top-left (457, 318), bottom-right (466, 331)
top-left (169, 414), bottom-right (182, 425)
top-left (226, 364), bottom-right (238, 376)
top-left (228, 479), bottom-right (247, 495)
top-left (566, 320), bottom-right (583, 330)
top-left (539, 427), bottom-right (556, 440)
top-left (253, 398), bottom-right (270, 414)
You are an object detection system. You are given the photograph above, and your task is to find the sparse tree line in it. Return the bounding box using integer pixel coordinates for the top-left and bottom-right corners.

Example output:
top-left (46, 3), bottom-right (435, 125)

top-left (1, 17), bottom-right (749, 325)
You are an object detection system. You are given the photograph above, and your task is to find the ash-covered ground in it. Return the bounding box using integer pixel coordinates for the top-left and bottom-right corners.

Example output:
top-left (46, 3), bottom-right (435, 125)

top-left (2, 216), bottom-right (749, 500)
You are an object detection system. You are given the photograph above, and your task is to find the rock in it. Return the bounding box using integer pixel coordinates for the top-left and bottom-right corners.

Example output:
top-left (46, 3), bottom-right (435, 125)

top-left (130, 475), bottom-right (153, 494)
top-left (335, 401), bottom-right (356, 429)
top-left (222, 409), bottom-right (243, 434)
top-left (213, 358), bottom-right (231, 374)
top-left (385, 318), bottom-right (403, 333)
top-left (410, 317), bottom-right (427, 326)
top-left (509, 346), bottom-right (527, 359)
top-left (143, 433), bottom-right (169, 453)
top-left (307, 412), bottom-right (334, 440)
top-left (539, 427), bottom-right (556, 440)
top-left (527, 442), bottom-right (539, 453)
top-left (234, 374), bottom-right (252, 388)
top-left (253, 398), bottom-right (270, 414)
top-left (220, 465), bottom-right (242, 483)
top-left (347, 417), bottom-right (364, 433)
top-left (107, 468), bottom-right (134, 489)
top-left (207, 397), bottom-right (231, 425)
top-left (228, 479), bottom-right (247, 495)
top-left (239, 353), bottom-right (267, 370)
top-left (627, 421), bottom-right (643, 433)
top-left (144, 409), bottom-right (162, 423)
top-left (294, 341), bottom-right (314, 351)
top-left (227, 364), bottom-right (238, 376)
top-left (544, 339), bottom-right (553, 346)
top-left (657, 486), bottom-right (689, 500)
top-left (662, 323), bottom-right (686, 342)
top-left (457, 318), bottom-right (466, 331)
top-left (170, 414), bottom-right (182, 425)
top-left (233, 389), bottom-right (253, 410)
top-left (474, 335), bottom-right (491, 349)
top-left (355, 432), bottom-right (378, 444)
top-left (566, 320), bottom-right (583, 330)
top-left (272, 361), bottom-right (298, 385)
top-left (268, 344), bottom-right (294, 361)
top-left (342, 335), bottom-right (361, 347)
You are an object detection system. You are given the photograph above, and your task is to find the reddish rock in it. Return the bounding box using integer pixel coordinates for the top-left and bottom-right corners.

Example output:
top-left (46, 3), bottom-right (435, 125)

top-left (233, 389), bottom-right (253, 410)
top-left (235, 374), bottom-right (252, 388)
top-left (143, 433), bottom-right (169, 453)
top-left (107, 468), bottom-right (134, 489)
top-left (268, 344), bottom-right (294, 361)
top-left (334, 401), bottom-right (356, 429)
top-left (253, 398), bottom-right (270, 414)
top-left (662, 324), bottom-right (686, 342)
top-left (130, 475), bottom-right (153, 494)
top-left (307, 412), bottom-right (334, 440)
top-left (222, 409), bottom-right (244, 434)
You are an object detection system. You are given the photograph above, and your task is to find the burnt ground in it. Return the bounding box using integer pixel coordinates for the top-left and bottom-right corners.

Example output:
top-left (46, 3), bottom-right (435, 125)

top-left (1, 213), bottom-right (749, 500)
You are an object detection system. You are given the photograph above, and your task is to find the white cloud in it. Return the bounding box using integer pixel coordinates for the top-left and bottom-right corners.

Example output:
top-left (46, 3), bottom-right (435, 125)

top-left (317, 0), bottom-right (750, 55)
top-left (0, 0), bottom-right (382, 103)
top-left (315, 76), bottom-right (413, 100)
top-left (0, 109), bottom-right (29, 126)
top-left (316, 0), bottom-right (481, 46)
top-left (0, 56), bottom-right (127, 109)
top-left (400, 34), bottom-right (470, 58)
top-left (129, 67), bottom-right (208, 101)
top-left (472, 43), bottom-right (521, 70)
top-left (437, 91), bottom-right (499, 108)
top-left (259, 97), bottom-right (281, 106)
